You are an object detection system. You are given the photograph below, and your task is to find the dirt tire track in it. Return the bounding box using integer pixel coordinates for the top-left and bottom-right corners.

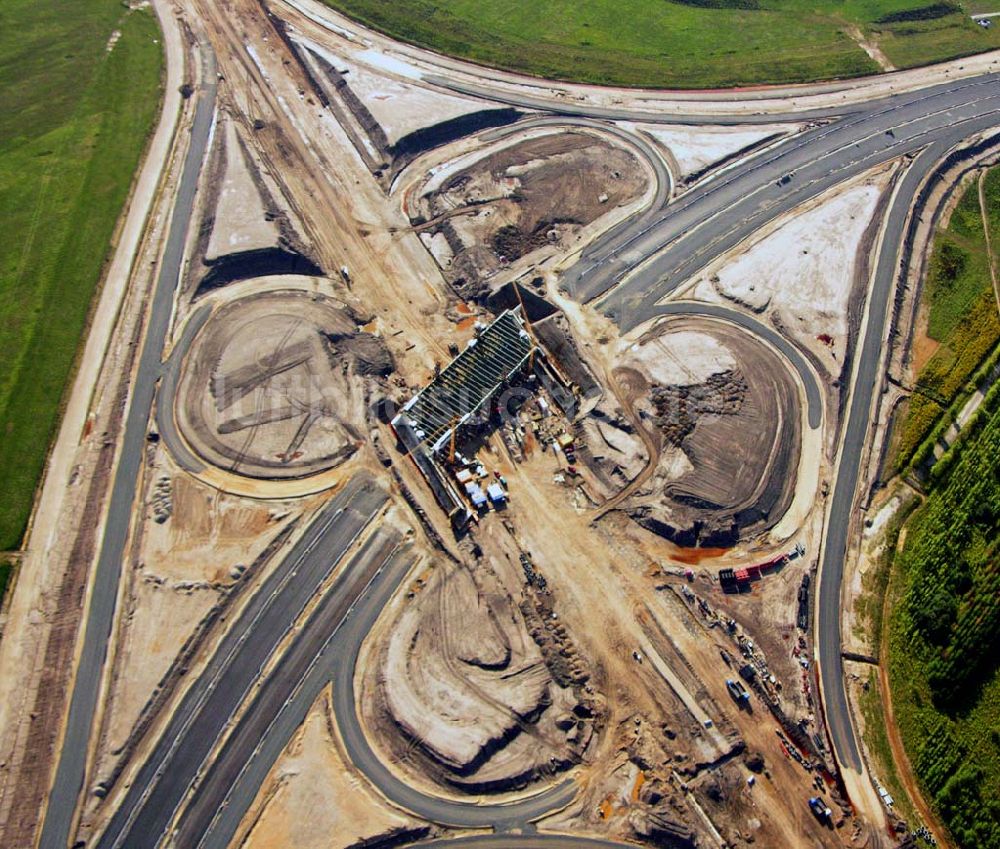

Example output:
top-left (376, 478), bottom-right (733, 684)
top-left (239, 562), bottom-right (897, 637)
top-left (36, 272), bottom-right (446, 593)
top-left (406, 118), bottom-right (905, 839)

top-left (978, 169), bottom-right (1000, 315)
top-left (591, 366), bottom-right (660, 520)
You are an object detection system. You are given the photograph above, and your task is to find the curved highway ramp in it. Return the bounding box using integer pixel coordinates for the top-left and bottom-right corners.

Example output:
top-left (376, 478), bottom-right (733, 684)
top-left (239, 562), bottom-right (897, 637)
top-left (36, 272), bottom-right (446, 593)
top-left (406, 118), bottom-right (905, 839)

top-left (93, 475), bottom-right (387, 849)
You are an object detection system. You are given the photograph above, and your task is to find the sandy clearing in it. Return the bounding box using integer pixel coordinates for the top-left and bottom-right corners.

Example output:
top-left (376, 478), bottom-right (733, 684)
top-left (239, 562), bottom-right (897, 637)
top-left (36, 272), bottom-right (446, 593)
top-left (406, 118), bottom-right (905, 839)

top-left (205, 119), bottom-right (280, 261)
top-left (236, 686), bottom-right (424, 849)
top-left (303, 38), bottom-right (507, 146)
top-left (93, 453), bottom-right (300, 777)
top-left (770, 414), bottom-right (822, 543)
top-left (690, 170), bottom-right (890, 369)
top-left (627, 122), bottom-right (801, 179)
top-left (622, 329), bottom-right (736, 385)
top-left (862, 494), bottom-right (900, 540)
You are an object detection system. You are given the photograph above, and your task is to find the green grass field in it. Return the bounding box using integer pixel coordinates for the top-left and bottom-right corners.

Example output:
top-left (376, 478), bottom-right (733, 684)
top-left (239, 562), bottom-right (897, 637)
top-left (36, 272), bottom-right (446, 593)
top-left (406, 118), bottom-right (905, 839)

top-left (324, 0), bottom-right (1000, 88)
top-left (0, 555), bottom-right (15, 608)
top-left (893, 168), bottom-right (1000, 468)
top-left (0, 1), bottom-right (164, 550)
top-left (965, 0), bottom-right (1000, 14)
top-left (885, 381), bottom-right (1000, 849)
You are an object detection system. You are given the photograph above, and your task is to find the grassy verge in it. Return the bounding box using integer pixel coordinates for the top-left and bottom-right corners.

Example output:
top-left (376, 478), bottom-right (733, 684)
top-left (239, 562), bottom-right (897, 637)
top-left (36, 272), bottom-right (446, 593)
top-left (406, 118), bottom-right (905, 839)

top-left (0, 1), bottom-right (164, 550)
top-left (855, 495), bottom-right (925, 838)
top-left (322, 0), bottom-right (1000, 88)
top-left (859, 671), bottom-right (923, 830)
top-left (884, 384), bottom-right (1000, 849)
top-left (964, 0), bottom-right (1000, 14)
top-left (0, 556), bottom-right (15, 608)
top-left (893, 167), bottom-right (1000, 469)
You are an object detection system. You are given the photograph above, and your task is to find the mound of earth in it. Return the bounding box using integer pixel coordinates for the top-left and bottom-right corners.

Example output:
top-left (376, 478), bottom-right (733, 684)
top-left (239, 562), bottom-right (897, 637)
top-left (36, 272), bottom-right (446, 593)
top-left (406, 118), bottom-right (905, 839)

top-left (617, 318), bottom-right (801, 546)
top-left (173, 290), bottom-right (390, 478)
top-left (370, 563), bottom-right (595, 793)
top-left (413, 131), bottom-right (647, 298)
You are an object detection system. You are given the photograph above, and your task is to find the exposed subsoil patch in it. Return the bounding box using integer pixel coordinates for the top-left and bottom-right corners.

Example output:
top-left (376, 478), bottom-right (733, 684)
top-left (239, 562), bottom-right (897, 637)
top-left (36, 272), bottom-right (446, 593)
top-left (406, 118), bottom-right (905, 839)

top-left (611, 318), bottom-right (801, 546)
top-left (413, 132), bottom-right (646, 299)
top-left (291, 41), bottom-right (520, 182)
top-left (189, 115), bottom-right (320, 299)
top-left (364, 557), bottom-right (603, 794)
top-left (174, 291), bottom-right (391, 479)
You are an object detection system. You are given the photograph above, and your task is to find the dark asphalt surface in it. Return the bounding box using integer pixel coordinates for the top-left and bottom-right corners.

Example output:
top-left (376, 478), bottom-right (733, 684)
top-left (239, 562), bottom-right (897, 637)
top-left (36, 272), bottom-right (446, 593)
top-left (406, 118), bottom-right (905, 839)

top-left (40, 18), bottom-right (1000, 847)
top-left (816, 140), bottom-right (954, 773)
top-left (427, 69), bottom-right (999, 126)
top-left (188, 528), bottom-right (581, 845)
top-left (564, 78), bottom-right (1000, 318)
top-left (37, 44), bottom-right (218, 849)
top-left (94, 476), bottom-right (387, 849)
top-left (454, 65), bottom-right (1000, 783)
top-left (595, 126), bottom-right (1000, 777)
top-left (183, 530), bottom-right (405, 849)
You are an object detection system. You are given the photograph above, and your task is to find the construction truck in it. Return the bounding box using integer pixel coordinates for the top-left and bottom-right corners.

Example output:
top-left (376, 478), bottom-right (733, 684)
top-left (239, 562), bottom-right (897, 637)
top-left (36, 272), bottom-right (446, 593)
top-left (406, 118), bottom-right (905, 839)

top-left (726, 679), bottom-right (751, 706)
top-left (809, 796), bottom-right (833, 821)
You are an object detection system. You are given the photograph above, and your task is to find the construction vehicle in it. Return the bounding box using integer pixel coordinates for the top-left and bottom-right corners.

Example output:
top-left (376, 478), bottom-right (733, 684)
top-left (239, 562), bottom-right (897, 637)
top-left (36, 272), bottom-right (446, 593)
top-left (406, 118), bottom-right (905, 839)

top-left (809, 796), bottom-right (833, 821)
top-left (726, 679), bottom-right (751, 706)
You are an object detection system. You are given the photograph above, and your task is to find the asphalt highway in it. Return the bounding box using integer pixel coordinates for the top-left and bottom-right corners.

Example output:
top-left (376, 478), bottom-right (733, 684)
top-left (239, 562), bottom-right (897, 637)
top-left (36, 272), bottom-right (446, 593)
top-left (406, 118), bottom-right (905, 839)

top-left (585, 78), bottom-right (1000, 324)
top-left (816, 139), bottom-right (955, 773)
top-left (184, 529), bottom-right (580, 846)
top-left (446, 62), bottom-right (1000, 791)
top-left (94, 476), bottom-right (387, 849)
top-left (37, 43), bottom-right (219, 849)
top-left (426, 75), bottom-right (857, 126)
top-left (167, 516), bottom-right (577, 849)
top-left (155, 303), bottom-right (212, 473)
top-left (180, 529), bottom-right (405, 849)
top-left (38, 7), bottom-right (1000, 845)
top-left (427, 69), bottom-right (999, 126)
